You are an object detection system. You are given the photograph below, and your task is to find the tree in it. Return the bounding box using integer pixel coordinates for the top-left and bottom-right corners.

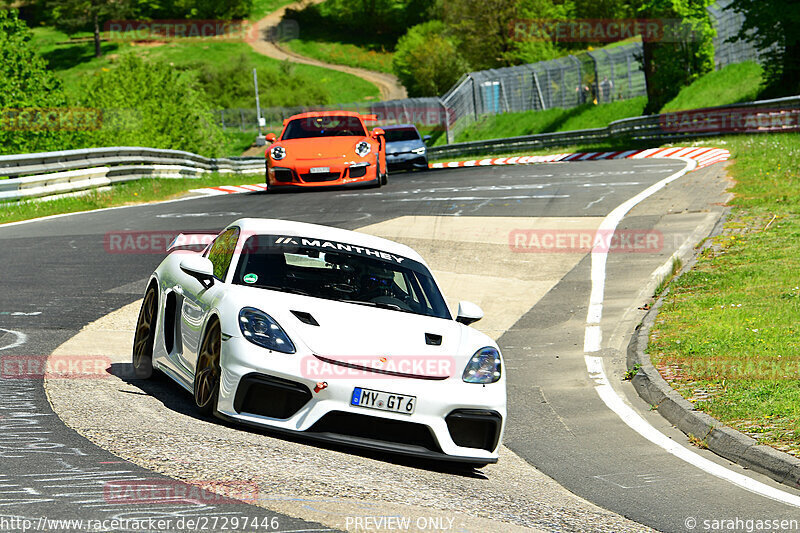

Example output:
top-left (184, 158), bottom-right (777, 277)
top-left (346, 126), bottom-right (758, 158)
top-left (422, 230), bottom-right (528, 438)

top-left (0, 9), bottom-right (72, 155)
top-left (634, 0), bottom-right (716, 114)
top-left (729, 0), bottom-right (800, 96)
top-left (392, 20), bottom-right (469, 96)
top-left (440, 0), bottom-right (521, 70)
top-left (77, 55), bottom-right (227, 156)
top-left (48, 0), bottom-right (133, 58)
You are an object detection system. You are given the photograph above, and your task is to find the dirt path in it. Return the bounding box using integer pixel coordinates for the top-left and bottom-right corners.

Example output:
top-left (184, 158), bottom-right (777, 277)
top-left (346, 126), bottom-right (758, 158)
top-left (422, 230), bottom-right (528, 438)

top-left (247, 0), bottom-right (408, 101)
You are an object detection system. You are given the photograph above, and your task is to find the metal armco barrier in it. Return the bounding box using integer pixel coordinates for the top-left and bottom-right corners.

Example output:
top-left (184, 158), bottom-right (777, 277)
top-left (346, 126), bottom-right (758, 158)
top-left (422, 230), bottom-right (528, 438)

top-left (0, 147), bottom-right (264, 201)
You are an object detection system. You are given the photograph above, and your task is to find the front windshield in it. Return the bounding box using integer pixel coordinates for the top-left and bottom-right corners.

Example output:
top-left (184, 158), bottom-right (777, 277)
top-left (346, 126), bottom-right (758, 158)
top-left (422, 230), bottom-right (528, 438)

top-left (384, 128), bottom-right (420, 142)
top-left (232, 235), bottom-right (451, 320)
top-left (282, 115), bottom-right (367, 140)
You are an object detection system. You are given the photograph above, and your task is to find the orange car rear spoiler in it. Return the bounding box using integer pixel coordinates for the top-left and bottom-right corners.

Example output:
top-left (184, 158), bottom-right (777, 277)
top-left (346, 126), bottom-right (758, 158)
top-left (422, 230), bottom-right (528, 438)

top-left (361, 114), bottom-right (378, 122)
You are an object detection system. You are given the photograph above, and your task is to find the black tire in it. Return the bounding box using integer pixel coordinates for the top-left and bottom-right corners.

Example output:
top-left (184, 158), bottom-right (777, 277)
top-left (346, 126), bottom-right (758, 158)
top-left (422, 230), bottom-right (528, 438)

top-left (375, 155), bottom-right (387, 187)
top-left (194, 320), bottom-right (221, 415)
top-left (132, 286), bottom-right (157, 379)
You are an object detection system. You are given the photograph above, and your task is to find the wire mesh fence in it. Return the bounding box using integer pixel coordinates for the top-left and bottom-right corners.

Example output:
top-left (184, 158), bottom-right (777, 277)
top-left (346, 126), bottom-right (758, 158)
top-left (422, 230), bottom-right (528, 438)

top-left (218, 0), bottom-right (766, 144)
top-left (709, 0), bottom-right (762, 69)
top-left (440, 42), bottom-right (648, 141)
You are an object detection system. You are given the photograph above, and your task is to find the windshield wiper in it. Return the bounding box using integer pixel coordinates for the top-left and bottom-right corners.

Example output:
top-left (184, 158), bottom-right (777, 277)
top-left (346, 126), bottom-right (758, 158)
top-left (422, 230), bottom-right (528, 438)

top-left (345, 300), bottom-right (417, 313)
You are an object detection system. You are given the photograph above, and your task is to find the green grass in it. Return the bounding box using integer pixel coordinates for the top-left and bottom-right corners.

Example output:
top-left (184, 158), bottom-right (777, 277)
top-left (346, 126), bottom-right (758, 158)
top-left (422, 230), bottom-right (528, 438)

top-left (220, 131), bottom-right (260, 155)
top-left (661, 62), bottom-right (764, 112)
top-left (250, 0), bottom-right (295, 20)
top-left (31, 28), bottom-right (380, 106)
top-left (283, 39), bottom-right (394, 73)
top-left (648, 133), bottom-right (800, 455)
top-left (444, 97), bottom-right (648, 145)
top-left (0, 173), bottom-right (261, 225)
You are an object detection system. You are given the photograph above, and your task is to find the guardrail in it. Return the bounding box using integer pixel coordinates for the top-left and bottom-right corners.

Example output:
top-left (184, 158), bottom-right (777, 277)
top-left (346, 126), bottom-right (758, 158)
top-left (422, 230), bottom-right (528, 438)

top-left (2, 96), bottom-right (798, 202)
top-left (0, 147), bottom-right (264, 201)
top-left (428, 95), bottom-right (800, 159)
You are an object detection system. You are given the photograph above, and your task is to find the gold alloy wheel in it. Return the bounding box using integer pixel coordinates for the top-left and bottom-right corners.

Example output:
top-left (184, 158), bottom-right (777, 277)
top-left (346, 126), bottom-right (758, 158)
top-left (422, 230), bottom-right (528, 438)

top-left (132, 286), bottom-right (156, 378)
top-left (194, 320), bottom-right (221, 414)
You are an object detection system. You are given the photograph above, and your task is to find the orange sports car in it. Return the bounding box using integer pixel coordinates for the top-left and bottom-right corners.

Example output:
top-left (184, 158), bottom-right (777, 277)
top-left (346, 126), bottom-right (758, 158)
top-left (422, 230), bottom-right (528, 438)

top-left (264, 111), bottom-right (388, 191)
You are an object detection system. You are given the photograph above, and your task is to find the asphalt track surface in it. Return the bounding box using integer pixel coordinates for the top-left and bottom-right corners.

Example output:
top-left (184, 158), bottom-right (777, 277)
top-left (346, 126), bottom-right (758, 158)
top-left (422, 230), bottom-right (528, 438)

top-left (2, 160), bottom-right (800, 532)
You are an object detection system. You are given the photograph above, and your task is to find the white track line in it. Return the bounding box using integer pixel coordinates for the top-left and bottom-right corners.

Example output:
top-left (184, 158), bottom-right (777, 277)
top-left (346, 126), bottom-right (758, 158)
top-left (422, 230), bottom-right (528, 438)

top-left (0, 329), bottom-right (27, 351)
top-left (586, 356), bottom-right (800, 507)
top-left (583, 157), bottom-right (800, 507)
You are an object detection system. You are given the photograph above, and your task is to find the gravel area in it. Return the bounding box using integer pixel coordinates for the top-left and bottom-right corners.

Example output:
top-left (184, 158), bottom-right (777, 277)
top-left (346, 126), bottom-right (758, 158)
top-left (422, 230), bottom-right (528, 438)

top-left (46, 302), bottom-right (653, 533)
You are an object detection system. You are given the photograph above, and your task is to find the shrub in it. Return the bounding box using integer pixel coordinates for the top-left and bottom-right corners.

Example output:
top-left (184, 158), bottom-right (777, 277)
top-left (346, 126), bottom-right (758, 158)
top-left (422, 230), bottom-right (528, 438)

top-left (190, 54), bottom-right (330, 109)
top-left (0, 9), bottom-right (73, 155)
top-left (392, 21), bottom-right (469, 97)
top-left (77, 55), bottom-right (227, 156)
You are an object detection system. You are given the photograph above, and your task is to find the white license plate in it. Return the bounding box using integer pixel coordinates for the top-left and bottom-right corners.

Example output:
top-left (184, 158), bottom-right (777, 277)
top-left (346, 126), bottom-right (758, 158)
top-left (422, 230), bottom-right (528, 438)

top-left (309, 167), bottom-right (330, 174)
top-left (351, 387), bottom-right (416, 415)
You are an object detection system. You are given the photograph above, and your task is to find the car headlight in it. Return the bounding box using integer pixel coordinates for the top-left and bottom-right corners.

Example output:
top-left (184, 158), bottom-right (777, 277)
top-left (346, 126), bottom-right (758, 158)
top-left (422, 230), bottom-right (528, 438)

top-left (355, 141), bottom-right (371, 157)
top-left (239, 307), bottom-right (295, 354)
top-left (411, 147), bottom-right (426, 155)
top-left (270, 145), bottom-right (286, 160)
top-left (462, 347), bottom-right (501, 384)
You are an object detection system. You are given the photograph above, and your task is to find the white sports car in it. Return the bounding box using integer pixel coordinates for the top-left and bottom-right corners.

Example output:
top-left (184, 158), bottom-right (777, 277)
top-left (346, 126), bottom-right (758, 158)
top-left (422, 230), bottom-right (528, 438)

top-left (132, 218), bottom-right (506, 466)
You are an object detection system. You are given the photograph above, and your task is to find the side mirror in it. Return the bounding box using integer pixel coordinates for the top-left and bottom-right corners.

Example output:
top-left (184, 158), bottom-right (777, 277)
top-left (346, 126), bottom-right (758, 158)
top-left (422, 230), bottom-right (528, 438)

top-left (423, 135), bottom-right (431, 144)
top-left (180, 255), bottom-right (215, 288)
top-left (456, 301), bottom-right (483, 325)
top-left (371, 128), bottom-right (385, 138)
top-left (265, 132), bottom-right (277, 143)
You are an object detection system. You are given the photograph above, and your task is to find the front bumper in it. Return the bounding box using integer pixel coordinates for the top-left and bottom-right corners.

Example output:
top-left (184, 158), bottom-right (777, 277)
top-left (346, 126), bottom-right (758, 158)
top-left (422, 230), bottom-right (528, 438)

top-left (216, 337), bottom-right (506, 463)
top-left (386, 152), bottom-right (428, 170)
top-left (268, 159), bottom-right (378, 188)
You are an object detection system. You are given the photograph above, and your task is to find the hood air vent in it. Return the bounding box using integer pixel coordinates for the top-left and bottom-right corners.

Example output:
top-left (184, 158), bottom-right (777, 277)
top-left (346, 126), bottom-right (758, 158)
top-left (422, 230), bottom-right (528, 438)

top-left (425, 333), bottom-right (442, 346)
top-left (291, 310), bottom-right (320, 326)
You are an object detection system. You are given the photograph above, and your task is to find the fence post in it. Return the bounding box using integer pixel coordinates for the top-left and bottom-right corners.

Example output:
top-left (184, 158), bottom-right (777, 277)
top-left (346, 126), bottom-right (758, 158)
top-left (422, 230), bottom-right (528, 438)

top-left (627, 54), bottom-right (633, 99)
top-left (468, 75), bottom-right (479, 120)
top-left (568, 55), bottom-right (582, 105)
top-left (532, 72), bottom-right (546, 111)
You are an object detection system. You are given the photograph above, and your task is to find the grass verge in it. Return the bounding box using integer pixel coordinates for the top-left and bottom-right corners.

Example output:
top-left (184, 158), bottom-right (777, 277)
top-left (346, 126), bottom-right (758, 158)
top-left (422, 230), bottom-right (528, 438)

top-left (0, 173), bottom-right (260, 225)
top-left (440, 97), bottom-right (648, 145)
top-left (647, 133), bottom-right (800, 456)
top-left (283, 39), bottom-right (394, 73)
top-left (661, 62), bottom-right (764, 112)
top-left (250, 0), bottom-right (296, 20)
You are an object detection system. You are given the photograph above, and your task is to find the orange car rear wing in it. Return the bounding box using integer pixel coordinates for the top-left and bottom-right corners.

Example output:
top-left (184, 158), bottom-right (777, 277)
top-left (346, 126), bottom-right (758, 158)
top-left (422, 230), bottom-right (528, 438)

top-left (361, 114), bottom-right (378, 122)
